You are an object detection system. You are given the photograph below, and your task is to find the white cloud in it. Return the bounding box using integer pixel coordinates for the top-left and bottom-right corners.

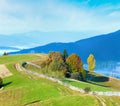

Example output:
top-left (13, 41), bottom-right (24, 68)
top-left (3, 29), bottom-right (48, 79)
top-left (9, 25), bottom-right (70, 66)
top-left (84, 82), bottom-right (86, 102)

top-left (0, 0), bottom-right (120, 35)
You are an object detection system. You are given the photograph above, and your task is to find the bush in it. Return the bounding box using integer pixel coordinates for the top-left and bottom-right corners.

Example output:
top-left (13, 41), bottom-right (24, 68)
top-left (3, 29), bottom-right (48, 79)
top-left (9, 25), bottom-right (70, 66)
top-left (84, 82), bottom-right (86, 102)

top-left (50, 60), bottom-right (64, 72)
top-left (0, 77), bottom-right (3, 88)
top-left (84, 87), bottom-right (91, 93)
top-left (65, 72), bottom-right (71, 78)
top-left (70, 72), bottom-right (82, 80)
top-left (22, 62), bottom-right (27, 67)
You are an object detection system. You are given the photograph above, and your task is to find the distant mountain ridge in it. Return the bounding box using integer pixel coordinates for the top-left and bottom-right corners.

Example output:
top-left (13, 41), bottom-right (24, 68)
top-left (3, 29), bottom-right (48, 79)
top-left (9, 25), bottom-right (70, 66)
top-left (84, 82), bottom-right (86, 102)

top-left (10, 30), bottom-right (120, 63)
top-left (0, 46), bottom-right (20, 55)
top-left (0, 46), bottom-right (20, 50)
top-left (0, 31), bottom-right (88, 48)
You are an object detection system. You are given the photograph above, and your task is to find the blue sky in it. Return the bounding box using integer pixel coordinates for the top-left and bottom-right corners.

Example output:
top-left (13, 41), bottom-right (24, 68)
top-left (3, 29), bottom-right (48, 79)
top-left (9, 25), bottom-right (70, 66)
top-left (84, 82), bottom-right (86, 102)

top-left (0, 0), bottom-right (120, 39)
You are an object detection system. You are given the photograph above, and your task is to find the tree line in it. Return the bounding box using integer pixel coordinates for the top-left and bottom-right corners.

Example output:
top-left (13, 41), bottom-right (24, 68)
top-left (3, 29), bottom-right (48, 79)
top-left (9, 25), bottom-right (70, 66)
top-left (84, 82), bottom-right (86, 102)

top-left (39, 49), bottom-right (96, 81)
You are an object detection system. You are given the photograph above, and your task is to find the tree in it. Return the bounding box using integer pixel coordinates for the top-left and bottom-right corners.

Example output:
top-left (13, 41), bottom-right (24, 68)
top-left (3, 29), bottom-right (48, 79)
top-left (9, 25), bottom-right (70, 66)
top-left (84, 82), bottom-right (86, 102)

top-left (46, 52), bottom-right (64, 65)
top-left (48, 52), bottom-right (66, 72)
top-left (62, 49), bottom-right (68, 62)
top-left (66, 54), bottom-right (86, 80)
top-left (66, 54), bottom-right (83, 72)
top-left (3, 52), bottom-right (8, 56)
top-left (87, 54), bottom-right (96, 71)
top-left (43, 52), bottom-right (67, 77)
top-left (50, 60), bottom-right (65, 72)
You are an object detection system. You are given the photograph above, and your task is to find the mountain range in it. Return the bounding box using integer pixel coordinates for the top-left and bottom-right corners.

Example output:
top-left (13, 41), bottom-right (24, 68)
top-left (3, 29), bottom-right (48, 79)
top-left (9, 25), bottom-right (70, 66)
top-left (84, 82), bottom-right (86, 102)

top-left (10, 30), bottom-right (120, 63)
top-left (0, 46), bottom-right (20, 50)
top-left (0, 31), bottom-right (90, 49)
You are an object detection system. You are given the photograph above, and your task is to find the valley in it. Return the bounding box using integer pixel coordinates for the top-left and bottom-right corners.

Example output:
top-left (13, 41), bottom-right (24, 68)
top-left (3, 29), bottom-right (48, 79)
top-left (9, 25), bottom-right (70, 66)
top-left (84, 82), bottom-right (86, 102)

top-left (0, 0), bottom-right (120, 105)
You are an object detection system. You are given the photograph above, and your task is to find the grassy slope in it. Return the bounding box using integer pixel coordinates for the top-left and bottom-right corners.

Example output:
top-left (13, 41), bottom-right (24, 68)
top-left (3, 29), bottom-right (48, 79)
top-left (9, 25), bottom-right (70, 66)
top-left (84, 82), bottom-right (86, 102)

top-left (61, 78), bottom-right (112, 92)
top-left (88, 72), bottom-right (120, 91)
top-left (0, 54), bottom-right (99, 106)
top-left (0, 54), bottom-right (120, 106)
top-left (26, 64), bottom-right (114, 92)
top-left (26, 64), bottom-right (113, 92)
top-left (101, 96), bottom-right (120, 106)
top-left (26, 61), bottom-right (120, 92)
top-left (1, 64), bottom-right (78, 106)
top-left (0, 54), bottom-right (40, 64)
top-left (24, 54), bottom-right (120, 105)
top-left (32, 95), bottom-right (99, 106)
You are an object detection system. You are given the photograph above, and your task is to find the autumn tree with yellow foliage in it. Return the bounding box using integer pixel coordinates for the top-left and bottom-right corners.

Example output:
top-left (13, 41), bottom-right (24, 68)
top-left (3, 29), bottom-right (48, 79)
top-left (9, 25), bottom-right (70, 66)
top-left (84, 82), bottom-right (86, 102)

top-left (66, 54), bottom-right (86, 80)
top-left (87, 54), bottom-right (96, 71)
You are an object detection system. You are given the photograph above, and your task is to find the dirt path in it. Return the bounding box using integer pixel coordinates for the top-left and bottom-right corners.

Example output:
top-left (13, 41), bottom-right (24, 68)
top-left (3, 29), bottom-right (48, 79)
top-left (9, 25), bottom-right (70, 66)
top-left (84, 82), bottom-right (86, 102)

top-left (0, 64), bottom-right (12, 78)
top-left (14, 63), bottom-right (24, 72)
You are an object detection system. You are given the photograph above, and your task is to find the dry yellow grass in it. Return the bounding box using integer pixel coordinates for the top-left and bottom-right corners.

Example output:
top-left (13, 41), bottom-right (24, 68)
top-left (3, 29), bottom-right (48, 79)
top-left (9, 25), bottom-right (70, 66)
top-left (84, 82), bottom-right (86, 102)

top-left (104, 77), bottom-right (120, 91)
top-left (30, 54), bottom-right (48, 65)
top-left (89, 72), bottom-right (120, 91)
top-left (0, 64), bottom-right (12, 78)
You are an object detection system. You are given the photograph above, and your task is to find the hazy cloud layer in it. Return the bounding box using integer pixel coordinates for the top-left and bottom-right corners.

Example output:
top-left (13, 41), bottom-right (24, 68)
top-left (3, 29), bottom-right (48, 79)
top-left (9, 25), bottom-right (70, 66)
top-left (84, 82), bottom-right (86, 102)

top-left (0, 0), bottom-right (120, 35)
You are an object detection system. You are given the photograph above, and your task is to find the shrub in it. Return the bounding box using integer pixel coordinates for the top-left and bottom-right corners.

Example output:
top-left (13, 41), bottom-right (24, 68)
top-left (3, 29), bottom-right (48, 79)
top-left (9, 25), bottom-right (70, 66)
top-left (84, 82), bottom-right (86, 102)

top-left (71, 72), bottom-right (81, 80)
top-left (50, 60), bottom-right (64, 72)
top-left (65, 72), bottom-right (71, 78)
top-left (22, 62), bottom-right (27, 67)
top-left (84, 87), bottom-right (91, 93)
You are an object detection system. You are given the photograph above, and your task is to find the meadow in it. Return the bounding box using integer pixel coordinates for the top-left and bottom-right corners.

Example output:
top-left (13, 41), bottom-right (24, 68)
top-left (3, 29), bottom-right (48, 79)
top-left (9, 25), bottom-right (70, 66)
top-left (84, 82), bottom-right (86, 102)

top-left (0, 54), bottom-right (120, 106)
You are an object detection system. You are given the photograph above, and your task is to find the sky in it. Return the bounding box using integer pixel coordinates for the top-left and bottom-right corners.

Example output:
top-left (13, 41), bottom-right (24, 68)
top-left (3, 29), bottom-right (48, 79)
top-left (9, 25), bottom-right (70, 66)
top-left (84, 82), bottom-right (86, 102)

top-left (0, 0), bottom-right (120, 38)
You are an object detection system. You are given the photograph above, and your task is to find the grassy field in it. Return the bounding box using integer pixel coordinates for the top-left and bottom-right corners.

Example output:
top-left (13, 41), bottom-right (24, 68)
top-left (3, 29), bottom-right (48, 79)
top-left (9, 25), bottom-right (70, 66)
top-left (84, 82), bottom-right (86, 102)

top-left (0, 54), bottom-right (120, 106)
top-left (88, 72), bottom-right (120, 91)
top-left (25, 64), bottom-right (113, 92)
top-left (1, 63), bottom-right (79, 106)
top-left (61, 78), bottom-right (112, 92)
top-left (31, 95), bottom-right (99, 106)
top-left (26, 61), bottom-right (120, 92)
top-left (0, 54), bottom-right (40, 64)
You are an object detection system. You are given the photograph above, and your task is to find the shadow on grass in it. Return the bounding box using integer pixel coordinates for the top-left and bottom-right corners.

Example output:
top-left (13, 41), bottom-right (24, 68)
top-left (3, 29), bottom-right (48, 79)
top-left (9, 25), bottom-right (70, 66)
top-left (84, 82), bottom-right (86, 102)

top-left (85, 72), bottom-right (111, 88)
top-left (86, 81), bottom-right (111, 87)
top-left (2, 82), bottom-right (12, 87)
top-left (24, 100), bottom-right (41, 106)
top-left (87, 72), bottom-right (109, 82)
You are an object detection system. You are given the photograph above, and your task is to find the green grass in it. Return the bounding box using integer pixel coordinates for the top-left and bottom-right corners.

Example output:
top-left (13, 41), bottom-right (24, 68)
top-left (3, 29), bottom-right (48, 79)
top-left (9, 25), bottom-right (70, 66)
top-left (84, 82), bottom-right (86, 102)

top-left (61, 78), bottom-right (112, 92)
top-left (26, 64), bottom-right (113, 92)
top-left (0, 54), bottom-right (40, 64)
top-left (0, 63), bottom-right (78, 106)
top-left (26, 64), bottom-right (65, 78)
top-left (34, 95), bottom-right (99, 106)
top-left (88, 72), bottom-right (120, 91)
top-left (101, 96), bottom-right (120, 106)
top-left (1, 54), bottom-right (120, 106)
